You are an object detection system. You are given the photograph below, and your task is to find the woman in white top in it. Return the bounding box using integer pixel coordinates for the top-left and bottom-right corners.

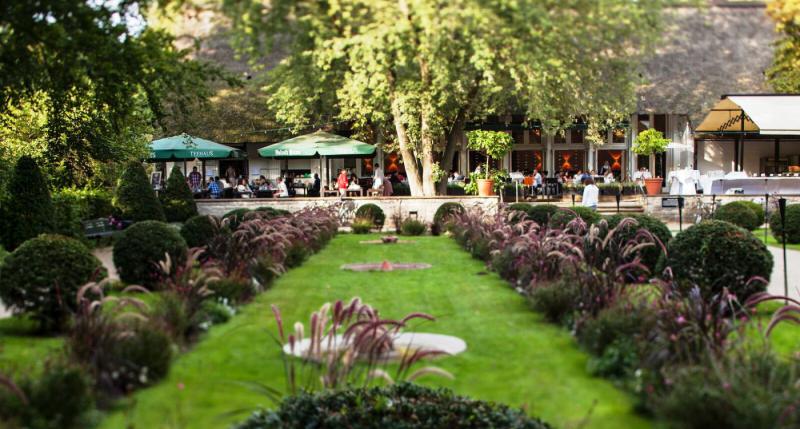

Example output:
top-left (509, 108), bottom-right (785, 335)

top-left (372, 163), bottom-right (383, 190)
top-left (277, 177), bottom-right (290, 198)
top-left (582, 177), bottom-right (599, 210)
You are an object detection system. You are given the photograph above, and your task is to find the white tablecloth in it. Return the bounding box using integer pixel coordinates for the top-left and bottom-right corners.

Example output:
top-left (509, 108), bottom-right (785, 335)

top-left (668, 169), bottom-right (700, 195)
top-left (709, 177), bottom-right (800, 195)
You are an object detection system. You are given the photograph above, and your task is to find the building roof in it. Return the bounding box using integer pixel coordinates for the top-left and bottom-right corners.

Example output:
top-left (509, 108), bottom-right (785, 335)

top-left (695, 94), bottom-right (800, 136)
top-left (637, 3), bottom-right (776, 123)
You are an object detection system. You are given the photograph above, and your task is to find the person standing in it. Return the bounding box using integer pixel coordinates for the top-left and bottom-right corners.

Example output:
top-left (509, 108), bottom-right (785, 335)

top-left (188, 166), bottom-right (203, 192)
top-left (337, 169), bottom-right (349, 196)
top-left (277, 177), bottom-right (290, 198)
top-left (582, 177), bottom-right (599, 210)
top-left (533, 169), bottom-right (543, 195)
top-left (372, 163), bottom-right (383, 191)
top-left (225, 165), bottom-right (237, 185)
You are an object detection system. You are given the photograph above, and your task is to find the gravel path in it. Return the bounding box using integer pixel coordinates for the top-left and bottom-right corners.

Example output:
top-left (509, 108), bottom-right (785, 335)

top-left (92, 246), bottom-right (119, 281)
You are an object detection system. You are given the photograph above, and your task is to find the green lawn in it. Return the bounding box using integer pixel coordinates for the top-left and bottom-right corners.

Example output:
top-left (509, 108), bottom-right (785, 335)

top-left (0, 316), bottom-right (63, 377)
top-left (99, 234), bottom-right (651, 429)
top-left (754, 228), bottom-right (800, 251)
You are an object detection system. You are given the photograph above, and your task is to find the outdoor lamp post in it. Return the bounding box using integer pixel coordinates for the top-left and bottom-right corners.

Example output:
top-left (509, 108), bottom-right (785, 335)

top-left (779, 197), bottom-right (788, 302)
top-left (571, 192), bottom-right (576, 207)
top-left (764, 193), bottom-right (770, 243)
top-left (615, 192), bottom-right (621, 213)
top-left (677, 196), bottom-right (685, 232)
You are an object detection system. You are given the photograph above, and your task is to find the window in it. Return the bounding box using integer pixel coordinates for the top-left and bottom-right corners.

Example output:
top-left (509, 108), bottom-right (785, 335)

top-left (637, 114), bottom-right (650, 131)
top-left (531, 128), bottom-right (542, 144)
top-left (361, 158), bottom-right (374, 175)
top-left (570, 128), bottom-right (584, 144)
top-left (384, 152), bottom-right (405, 174)
top-left (469, 151), bottom-right (500, 172)
top-left (511, 150), bottom-right (543, 173)
top-left (511, 129), bottom-right (525, 145)
top-left (553, 131), bottom-right (566, 144)
top-left (555, 150), bottom-right (585, 173)
top-left (612, 128), bottom-right (626, 144)
top-left (654, 114), bottom-right (667, 136)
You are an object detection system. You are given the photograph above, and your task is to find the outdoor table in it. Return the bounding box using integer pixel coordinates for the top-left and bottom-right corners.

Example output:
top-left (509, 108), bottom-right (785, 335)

top-left (323, 190), bottom-right (339, 197)
top-left (710, 176), bottom-right (800, 194)
top-left (346, 189), bottom-right (364, 197)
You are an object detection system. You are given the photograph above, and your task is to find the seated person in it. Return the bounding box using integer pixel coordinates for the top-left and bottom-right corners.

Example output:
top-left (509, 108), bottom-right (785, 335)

top-left (382, 176), bottom-right (394, 196)
top-left (236, 179), bottom-right (253, 198)
top-left (348, 178), bottom-right (362, 191)
top-left (309, 173), bottom-right (321, 197)
top-left (209, 176), bottom-right (222, 199)
top-left (604, 171), bottom-right (615, 183)
top-left (276, 177), bottom-right (290, 198)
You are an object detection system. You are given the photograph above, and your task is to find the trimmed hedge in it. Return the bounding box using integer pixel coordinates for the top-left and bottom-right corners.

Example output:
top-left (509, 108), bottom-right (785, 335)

top-left (355, 204), bottom-right (385, 229)
top-left (222, 208), bottom-right (251, 230)
top-left (736, 200), bottom-right (765, 226)
top-left (714, 202), bottom-right (760, 231)
top-left (160, 166), bottom-right (197, 222)
top-left (659, 220), bottom-right (772, 300)
top-left (769, 203), bottom-right (800, 244)
top-left (548, 206), bottom-right (601, 230)
top-left (401, 219), bottom-right (427, 236)
top-left (180, 215), bottom-right (219, 248)
top-left (113, 221), bottom-right (187, 289)
top-left (114, 161), bottom-right (165, 223)
top-left (0, 234), bottom-right (105, 331)
top-left (509, 203), bottom-right (559, 227)
top-left (351, 217), bottom-right (374, 234)
top-left (605, 214), bottom-right (672, 270)
top-left (1, 156), bottom-right (54, 250)
top-left (234, 383), bottom-right (550, 429)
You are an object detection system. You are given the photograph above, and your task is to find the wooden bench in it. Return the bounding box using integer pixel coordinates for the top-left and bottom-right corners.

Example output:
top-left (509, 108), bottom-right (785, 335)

top-left (82, 218), bottom-right (117, 238)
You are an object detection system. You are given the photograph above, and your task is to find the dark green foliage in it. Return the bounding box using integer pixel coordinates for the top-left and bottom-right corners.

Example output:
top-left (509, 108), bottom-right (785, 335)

top-left (0, 363), bottom-right (93, 429)
top-left (351, 217), bottom-right (374, 234)
top-left (201, 300), bottom-right (232, 325)
top-left (160, 166), bottom-right (197, 222)
top-left (400, 218), bottom-right (427, 236)
top-left (355, 204), bottom-right (385, 228)
top-left (284, 243), bottom-right (309, 268)
top-left (254, 206), bottom-right (290, 217)
top-left (180, 215), bottom-right (219, 248)
top-left (770, 203), bottom-right (800, 244)
top-left (604, 213), bottom-right (672, 270)
top-left (51, 191), bottom-right (88, 240)
top-left (735, 200), bottom-right (765, 226)
top-left (660, 220), bottom-right (772, 301)
top-left (114, 161), bottom-right (165, 223)
top-left (233, 383), bottom-right (550, 429)
top-left (432, 202), bottom-right (464, 233)
top-left (0, 234), bottom-right (105, 331)
top-left (548, 207), bottom-right (600, 230)
top-left (527, 204), bottom-right (559, 226)
top-left (107, 325), bottom-right (173, 393)
top-left (578, 302), bottom-right (653, 378)
top-left (528, 278), bottom-right (578, 325)
top-left (209, 278), bottom-right (255, 304)
top-left (1, 156), bottom-right (54, 250)
top-left (586, 338), bottom-right (638, 379)
top-left (653, 348), bottom-right (800, 429)
top-left (0, 246), bottom-right (8, 265)
top-left (113, 221), bottom-right (187, 289)
top-left (222, 208), bottom-right (251, 230)
top-left (714, 201), bottom-right (760, 231)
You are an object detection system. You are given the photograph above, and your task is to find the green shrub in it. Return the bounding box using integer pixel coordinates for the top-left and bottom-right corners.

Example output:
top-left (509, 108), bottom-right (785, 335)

top-left (159, 166), bottom-right (197, 222)
top-left (432, 202), bottom-right (465, 233)
top-left (114, 161), bottom-right (165, 223)
top-left (578, 301), bottom-right (653, 378)
top-left (586, 338), bottom-right (639, 379)
top-left (0, 235), bottom-right (105, 331)
top-left (714, 201), bottom-right (760, 231)
top-left (51, 191), bottom-right (88, 240)
top-left (0, 246), bottom-right (8, 265)
top-left (180, 215), bottom-right (219, 248)
top-left (233, 383), bottom-right (550, 429)
top-left (209, 277), bottom-right (255, 304)
top-left (351, 217), bottom-right (374, 234)
top-left (201, 300), bottom-right (233, 325)
top-left (0, 363), bottom-right (93, 429)
top-left (222, 208), bottom-right (251, 230)
top-left (528, 204), bottom-right (559, 226)
top-left (284, 243), bottom-right (310, 268)
top-left (355, 204), bottom-right (385, 229)
top-left (660, 220), bottom-right (772, 301)
top-left (604, 213), bottom-right (672, 270)
top-left (400, 218), bottom-right (427, 236)
top-left (528, 278), bottom-right (578, 325)
top-left (253, 206), bottom-right (290, 218)
top-left (769, 203), bottom-right (800, 244)
top-left (0, 156), bottom-right (54, 250)
top-left (107, 325), bottom-right (173, 393)
top-left (548, 206), bottom-right (600, 230)
top-left (736, 200), bottom-right (765, 226)
top-left (113, 221), bottom-right (187, 289)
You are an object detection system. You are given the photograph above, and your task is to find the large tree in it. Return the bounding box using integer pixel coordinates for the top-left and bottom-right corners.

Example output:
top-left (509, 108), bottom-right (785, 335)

top-left (767, 0), bottom-right (800, 92)
top-left (0, 0), bottom-right (236, 186)
top-left (223, 0), bottom-right (667, 196)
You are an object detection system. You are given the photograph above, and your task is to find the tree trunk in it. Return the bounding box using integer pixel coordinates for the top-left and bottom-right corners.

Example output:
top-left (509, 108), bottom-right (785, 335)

top-left (390, 101), bottom-right (424, 196)
top-left (436, 117), bottom-right (465, 195)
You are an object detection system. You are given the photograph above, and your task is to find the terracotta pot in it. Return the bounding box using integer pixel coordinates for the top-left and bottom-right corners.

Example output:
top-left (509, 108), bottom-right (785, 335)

top-left (644, 178), bottom-right (663, 196)
top-left (477, 179), bottom-right (494, 196)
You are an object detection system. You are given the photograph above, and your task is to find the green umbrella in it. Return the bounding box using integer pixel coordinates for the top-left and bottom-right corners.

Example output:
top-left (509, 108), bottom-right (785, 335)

top-left (148, 133), bottom-right (244, 161)
top-left (258, 131), bottom-right (376, 159)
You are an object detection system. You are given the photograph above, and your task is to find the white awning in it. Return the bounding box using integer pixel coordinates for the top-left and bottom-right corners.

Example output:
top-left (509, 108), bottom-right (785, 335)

top-left (695, 95), bottom-right (800, 136)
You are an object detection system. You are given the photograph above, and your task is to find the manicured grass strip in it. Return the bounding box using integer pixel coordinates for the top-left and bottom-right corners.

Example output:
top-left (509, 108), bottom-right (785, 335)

top-left (99, 234), bottom-right (649, 429)
top-left (754, 228), bottom-right (800, 251)
top-left (0, 316), bottom-right (63, 377)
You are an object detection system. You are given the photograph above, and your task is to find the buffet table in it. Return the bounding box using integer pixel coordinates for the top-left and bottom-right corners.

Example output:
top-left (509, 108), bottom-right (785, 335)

top-left (709, 176), bottom-right (800, 195)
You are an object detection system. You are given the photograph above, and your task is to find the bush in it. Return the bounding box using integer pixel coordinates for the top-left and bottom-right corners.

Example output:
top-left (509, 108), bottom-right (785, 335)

top-left (660, 220), bottom-right (772, 301)
top-left (114, 161), bottom-right (165, 223)
top-left (714, 201), bottom-right (760, 231)
top-left (254, 206), bottom-right (290, 218)
top-left (284, 243), bottom-right (310, 268)
top-left (355, 204), bottom-right (385, 229)
top-left (113, 221), bottom-right (187, 289)
top-left (432, 202), bottom-right (465, 234)
top-left (234, 383), bottom-right (550, 429)
top-left (528, 277), bottom-right (579, 325)
top-left (400, 218), bottom-right (427, 236)
top-left (222, 208), bottom-right (251, 230)
top-left (180, 215), bottom-right (219, 248)
top-left (769, 203), bottom-right (800, 244)
top-left (604, 213), bottom-right (672, 271)
top-left (160, 166), bottom-right (197, 222)
top-left (578, 301), bottom-right (653, 378)
top-left (528, 204), bottom-right (559, 226)
top-left (0, 235), bottom-right (105, 331)
top-left (548, 207), bottom-right (600, 230)
top-left (209, 277), bottom-right (255, 304)
top-left (351, 217), bottom-right (374, 234)
top-left (51, 191), bottom-right (88, 240)
top-left (0, 156), bottom-right (54, 250)
top-left (0, 363), bottom-right (93, 429)
top-left (106, 325), bottom-right (172, 393)
top-left (736, 200), bottom-right (765, 226)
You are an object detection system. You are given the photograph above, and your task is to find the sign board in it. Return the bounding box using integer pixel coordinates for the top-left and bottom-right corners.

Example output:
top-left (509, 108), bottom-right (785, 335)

top-left (661, 197), bottom-right (685, 209)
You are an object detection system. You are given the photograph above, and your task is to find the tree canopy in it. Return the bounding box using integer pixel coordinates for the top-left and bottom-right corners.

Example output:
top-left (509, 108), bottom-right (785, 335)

top-left (223, 0), bottom-right (669, 195)
top-left (0, 0), bottom-right (236, 187)
top-left (767, 0), bottom-right (800, 92)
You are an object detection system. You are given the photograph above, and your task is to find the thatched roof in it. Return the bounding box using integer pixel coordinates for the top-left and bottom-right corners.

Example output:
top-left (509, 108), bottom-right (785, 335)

top-left (638, 3), bottom-right (776, 123)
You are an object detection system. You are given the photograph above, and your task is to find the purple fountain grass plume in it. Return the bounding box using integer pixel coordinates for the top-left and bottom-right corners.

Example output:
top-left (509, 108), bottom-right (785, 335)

top-left (271, 305), bottom-right (285, 343)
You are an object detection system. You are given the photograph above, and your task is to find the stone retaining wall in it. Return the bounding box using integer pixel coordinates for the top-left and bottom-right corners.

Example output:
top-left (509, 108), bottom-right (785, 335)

top-left (197, 196), bottom-right (500, 230)
top-left (643, 194), bottom-right (800, 223)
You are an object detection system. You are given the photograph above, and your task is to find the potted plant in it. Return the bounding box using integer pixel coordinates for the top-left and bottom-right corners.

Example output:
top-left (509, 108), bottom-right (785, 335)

top-left (466, 130), bottom-right (514, 196)
top-left (632, 129), bottom-right (670, 196)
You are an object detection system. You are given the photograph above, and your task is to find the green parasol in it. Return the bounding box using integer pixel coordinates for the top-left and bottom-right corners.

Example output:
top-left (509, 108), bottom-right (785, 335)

top-left (148, 133), bottom-right (244, 161)
top-left (258, 131), bottom-right (376, 159)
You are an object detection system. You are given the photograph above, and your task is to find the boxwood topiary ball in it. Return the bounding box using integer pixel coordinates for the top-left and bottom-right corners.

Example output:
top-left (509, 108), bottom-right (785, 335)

top-left (714, 201), bottom-right (760, 231)
top-left (113, 221), bottom-right (187, 289)
top-left (0, 234), bottom-right (105, 331)
top-left (769, 203), bottom-right (800, 244)
top-left (180, 215), bottom-right (219, 248)
top-left (659, 220), bottom-right (772, 301)
top-left (548, 207), bottom-right (600, 230)
top-left (605, 213), bottom-right (672, 271)
top-left (432, 202), bottom-right (465, 234)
